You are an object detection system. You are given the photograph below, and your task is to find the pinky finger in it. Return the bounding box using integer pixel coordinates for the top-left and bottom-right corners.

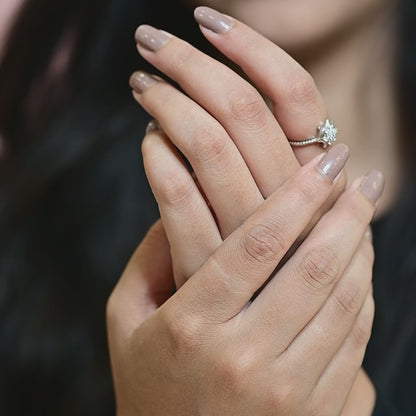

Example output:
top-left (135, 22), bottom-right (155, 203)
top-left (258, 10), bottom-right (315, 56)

top-left (311, 289), bottom-right (375, 416)
top-left (142, 123), bottom-right (222, 287)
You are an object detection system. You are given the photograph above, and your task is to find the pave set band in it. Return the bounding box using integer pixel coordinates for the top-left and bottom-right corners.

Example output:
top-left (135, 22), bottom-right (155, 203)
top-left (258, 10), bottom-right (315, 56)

top-left (288, 119), bottom-right (338, 149)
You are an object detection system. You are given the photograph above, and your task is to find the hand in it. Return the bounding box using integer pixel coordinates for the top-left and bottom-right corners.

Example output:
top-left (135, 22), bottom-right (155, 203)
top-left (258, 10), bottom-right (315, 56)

top-left (131, 6), bottom-right (348, 286)
top-left (108, 149), bottom-right (380, 415)
top-left (109, 7), bottom-right (382, 416)
top-left (342, 369), bottom-right (376, 416)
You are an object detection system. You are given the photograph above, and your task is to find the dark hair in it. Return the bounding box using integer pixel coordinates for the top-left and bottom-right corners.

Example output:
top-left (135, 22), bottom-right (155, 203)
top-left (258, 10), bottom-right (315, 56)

top-left (0, 1), bottom-right (211, 413)
top-left (0, 0), bottom-right (415, 414)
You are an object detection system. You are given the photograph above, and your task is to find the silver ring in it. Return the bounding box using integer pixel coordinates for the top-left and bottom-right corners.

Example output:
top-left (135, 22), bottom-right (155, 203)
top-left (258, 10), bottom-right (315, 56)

top-left (288, 119), bottom-right (338, 149)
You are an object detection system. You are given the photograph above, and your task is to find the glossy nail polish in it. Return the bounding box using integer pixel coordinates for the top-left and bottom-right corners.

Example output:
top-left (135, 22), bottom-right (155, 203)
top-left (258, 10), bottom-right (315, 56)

top-left (360, 169), bottom-right (385, 203)
top-left (135, 25), bottom-right (171, 51)
top-left (129, 71), bottom-right (158, 93)
top-left (194, 6), bottom-right (233, 33)
top-left (317, 143), bottom-right (350, 180)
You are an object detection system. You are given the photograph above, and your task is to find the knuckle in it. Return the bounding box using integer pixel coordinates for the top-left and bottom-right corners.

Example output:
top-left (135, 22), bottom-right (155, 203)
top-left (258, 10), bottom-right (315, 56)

top-left (285, 71), bottom-right (318, 105)
top-left (162, 308), bottom-right (204, 353)
top-left (227, 88), bottom-right (266, 123)
top-left (158, 172), bottom-right (195, 208)
top-left (242, 222), bottom-right (286, 265)
top-left (217, 348), bottom-right (255, 392)
top-left (191, 129), bottom-right (228, 166)
top-left (333, 281), bottom-right (363, 316)
top-left (298, 245), bottom-right (340, 291)
top-left (352, 319), bottom-right (372, 348)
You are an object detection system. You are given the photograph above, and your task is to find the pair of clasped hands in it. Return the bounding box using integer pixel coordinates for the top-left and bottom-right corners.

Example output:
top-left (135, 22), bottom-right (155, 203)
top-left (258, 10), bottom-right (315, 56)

top-left (107, 6), bottom-right (384, 416)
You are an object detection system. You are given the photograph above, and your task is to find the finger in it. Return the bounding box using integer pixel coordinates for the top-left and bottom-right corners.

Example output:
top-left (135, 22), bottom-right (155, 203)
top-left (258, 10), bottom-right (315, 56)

top-left (107, 220), bottom-right (173, 344)
top-left (170, 145), bottom-right (348, 323)
top-left (142, 124), bottom-right (221, 287)
top-left (194, 6), bottom-right (328, 165)
top-left (244, 170), bottom-right (383, 351)
top-left (312, 291), bottom-right (375, 416)
top-left (135, 24), bottom-right (299, 198)
top-left (130, 72), bottom-right (264, 237)
top-left (284, 236), bottom-right (374, 385)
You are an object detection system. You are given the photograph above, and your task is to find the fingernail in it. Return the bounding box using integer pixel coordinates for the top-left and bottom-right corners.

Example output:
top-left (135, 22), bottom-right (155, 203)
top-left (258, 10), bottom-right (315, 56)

top-left (317, 143), bottom-right (350, 180)
top-left (360, 169), bottom-right (385, 203)
top-left (194, 6), bottom-right (233, 33)
top-left (135, 25), bottom-right (171, 51)
top-left (129, 71), bottom-right (158, 93)
top-left (364, 226), bottom-right (373, 241)
top-left (146, 119), bottom-right (162, 135)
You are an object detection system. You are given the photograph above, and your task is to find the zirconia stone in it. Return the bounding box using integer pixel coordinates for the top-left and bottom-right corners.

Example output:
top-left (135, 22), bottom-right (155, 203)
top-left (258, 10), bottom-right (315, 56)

top-left (318, 119), bottom-right (338, 147)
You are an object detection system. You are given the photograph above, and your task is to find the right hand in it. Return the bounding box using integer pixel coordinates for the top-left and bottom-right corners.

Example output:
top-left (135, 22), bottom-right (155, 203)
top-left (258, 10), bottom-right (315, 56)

top-left (107, 148), bottom-right (380, 415)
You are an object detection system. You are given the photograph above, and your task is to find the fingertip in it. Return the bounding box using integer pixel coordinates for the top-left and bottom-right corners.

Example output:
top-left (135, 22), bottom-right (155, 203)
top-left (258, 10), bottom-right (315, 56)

top-left (194, 6), bottom-right (234, 34)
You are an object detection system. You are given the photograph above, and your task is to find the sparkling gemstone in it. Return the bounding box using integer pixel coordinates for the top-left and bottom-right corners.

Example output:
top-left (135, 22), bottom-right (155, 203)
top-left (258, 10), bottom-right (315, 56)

top-left (318, 119), bottom-right (338, 147)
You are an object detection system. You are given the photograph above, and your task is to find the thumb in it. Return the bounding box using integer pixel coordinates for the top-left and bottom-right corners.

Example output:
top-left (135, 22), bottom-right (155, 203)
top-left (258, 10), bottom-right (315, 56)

top-left (107, 219), bottom-right (174, 340)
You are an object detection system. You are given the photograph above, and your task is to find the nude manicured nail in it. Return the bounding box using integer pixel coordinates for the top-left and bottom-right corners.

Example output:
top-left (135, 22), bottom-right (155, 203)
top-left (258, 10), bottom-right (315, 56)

top-left (129, 71), bottom-right (158, 93)
top-left (135, 25), bottom-right (171, 51)
top-left (146, 119), bottom-right (162, 135)
top-left (360, 169), bottom-right (385, 203)
top-left (364, 226), bottom-right (373, 241)
top-left (194, 6), bottom-right (234, 33)
top-left (317, 143), bottom-right (349, 180)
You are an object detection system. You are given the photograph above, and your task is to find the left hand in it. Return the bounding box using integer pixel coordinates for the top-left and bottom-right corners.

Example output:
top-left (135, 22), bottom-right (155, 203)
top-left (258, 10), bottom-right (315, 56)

top-left (116, 7), bottom-right (376, 416)
top-left (131, 6), bottom-right (348, 286)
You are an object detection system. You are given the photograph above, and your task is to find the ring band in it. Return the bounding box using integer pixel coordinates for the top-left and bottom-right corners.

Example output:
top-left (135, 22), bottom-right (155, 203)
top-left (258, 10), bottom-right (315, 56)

top-left (288, 119), bottom-right (338, 148)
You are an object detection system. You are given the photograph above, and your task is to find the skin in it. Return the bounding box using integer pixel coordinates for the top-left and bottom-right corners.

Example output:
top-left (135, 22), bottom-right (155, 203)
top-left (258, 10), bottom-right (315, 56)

top-left (183, 0), bottom-right (400, 216)
top-left (183, 0), bottom-right (392, 55)
top-left (107, 12), bottom-right (382, 415)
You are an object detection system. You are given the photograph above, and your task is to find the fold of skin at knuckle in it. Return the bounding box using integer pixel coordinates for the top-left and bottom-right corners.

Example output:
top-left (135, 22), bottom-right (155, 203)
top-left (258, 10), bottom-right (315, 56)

top-left (156, 170), bottom-right (195, 209)
top-left (332, 279), bottom-right (365, 319)
top-left (190, 127), bottom-right (230, 167)
top-left (226, 86), bottom-right (268, 125)
top-left (214, 345), bottom-right (257, 395)
top-left (241, 221), bottom-right (286, 265)
top-left (296, 244), bottom-right (340, 293)
top-left (160, 305), bottom-right (207, 358)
